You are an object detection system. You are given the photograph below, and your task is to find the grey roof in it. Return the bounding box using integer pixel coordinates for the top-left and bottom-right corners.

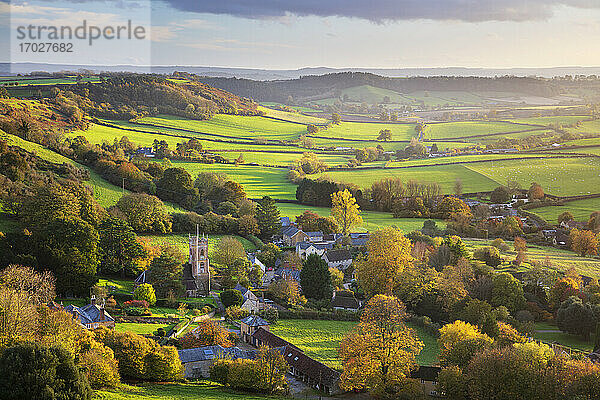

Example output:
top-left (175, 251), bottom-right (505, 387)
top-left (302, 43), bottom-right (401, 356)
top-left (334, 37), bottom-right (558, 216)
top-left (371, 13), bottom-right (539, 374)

top-left (64, 304), bottom-right (114, 325)
top-left (275, 267), bottom-right (301, 281)
top-left (331, 294), bottom-right (360, 309)
top-left (280, 217), bottom-right (291, 226)
top-left (240, 314), bottom-right (270, 327)
top-left (178, 345), bottom-right (257, 364)
top-left (234, 284), bottom-right (250, 301)
top-left (282, 226), bottom-right (301, 237)
top-left (351, 237), bottom-right (369, 247)
top-left (306, 231), bottom-right (323, 238)
top-left (324, 249), bottom-right (352, 262)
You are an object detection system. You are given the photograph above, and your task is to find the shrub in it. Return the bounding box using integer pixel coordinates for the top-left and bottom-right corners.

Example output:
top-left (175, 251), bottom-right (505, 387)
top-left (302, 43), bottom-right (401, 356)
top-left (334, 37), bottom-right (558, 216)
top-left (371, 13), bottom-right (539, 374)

top-left (124, 306), bottom-right (151, 316)
top-left (220, 289), bottom-right (244, 308)
top-left (134, 283), bottom-right (157, 306)
top-left (0, 342), bottom-right (92, 400)
top-left (123, 299), bottom-right (150, 309)
top-left (79, 345), bottom-right (120, 389)
top-left (225, 305), bottom-right (250, 321)
top-left (491, 238), bottom-right (510, 251)
top-left (259, 308), bottom-right (279, 324)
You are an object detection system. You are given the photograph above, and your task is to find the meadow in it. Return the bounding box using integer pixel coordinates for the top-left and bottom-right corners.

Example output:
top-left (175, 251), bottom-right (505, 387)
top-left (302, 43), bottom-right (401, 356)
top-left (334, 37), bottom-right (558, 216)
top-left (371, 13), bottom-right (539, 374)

top-left (257, 106), bottom-right (327, 125)
top-left (531, 197), bottom-right (600, 223)
top-left (270, 319), bottom-right (439, 369)
top-left (425, 120), bottom-right (538, 140)
top-left (140, 233), bottom-right (257, 255)
top-left (114, 323), bottom-right (174, 335)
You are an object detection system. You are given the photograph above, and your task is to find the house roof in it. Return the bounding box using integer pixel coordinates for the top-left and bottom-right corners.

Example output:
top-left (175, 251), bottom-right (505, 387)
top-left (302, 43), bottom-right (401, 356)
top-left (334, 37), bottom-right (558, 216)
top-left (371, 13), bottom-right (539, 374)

top-left (282, 226), bottom-right (302, 238)
top-left (280, 216), bottom-right (291, 227)
top-left (351, 237), bottom-right (369, 247)
top-left (324, 249), bottom-right (352, 263)
top-left (64, 304), bottom-right (114, 325)
top-left (331, 294), bottom-right (359, 310)
top-left (252, 327), bottom-right (299, 349)
top-left (240, 315), bottom-right (270, 327)
top-left (274, 267), bottom-right (300, 281)
top-left (283, 345), bottom-right (341, 386)
top-left (410, 366), bottom-right (442, 381)
top-left (306, 231), bottom-right (323, 238)
top-left (178, 345), bottom-right (257, 364)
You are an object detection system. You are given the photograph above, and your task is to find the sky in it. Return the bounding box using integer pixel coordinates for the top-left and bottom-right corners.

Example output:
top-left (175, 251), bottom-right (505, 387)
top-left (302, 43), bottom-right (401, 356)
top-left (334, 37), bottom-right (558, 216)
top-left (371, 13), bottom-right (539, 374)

top-left (3, 0), bottom-right (600, 68)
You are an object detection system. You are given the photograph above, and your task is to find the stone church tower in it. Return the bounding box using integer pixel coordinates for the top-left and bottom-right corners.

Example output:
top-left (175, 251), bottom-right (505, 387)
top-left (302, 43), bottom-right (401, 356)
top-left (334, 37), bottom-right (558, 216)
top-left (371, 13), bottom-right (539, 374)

top-left (185, 228), bottom-right (210, 296)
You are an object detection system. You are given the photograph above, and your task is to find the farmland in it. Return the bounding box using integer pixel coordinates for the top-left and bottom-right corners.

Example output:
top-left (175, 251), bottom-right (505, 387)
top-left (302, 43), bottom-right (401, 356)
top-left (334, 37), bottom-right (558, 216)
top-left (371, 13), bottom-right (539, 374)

top-left (532, 198), bottom-right (600, 223)
top-left (140, 233), bottom-right (257, 255)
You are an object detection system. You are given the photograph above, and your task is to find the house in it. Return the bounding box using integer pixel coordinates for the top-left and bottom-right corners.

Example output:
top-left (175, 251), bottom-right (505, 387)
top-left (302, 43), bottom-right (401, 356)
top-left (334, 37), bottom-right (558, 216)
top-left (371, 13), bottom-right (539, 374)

top-left (553, 233), bottom-right (570, 246)
top-left (178, 345), bottom-right (258, 378)
top-left (322, 249), bottom-right (353, 270)
top-left (542, 229), bottom-right (557, 243)
top-left (560, 220), bottom-right (586, 230)
top-left (251, 328), bottom-right (342, 394)
top-left (64, 299), bottom-right (115, 329)
top-left (296, 241), bottom-right (332, 260)
top-left (350, 232), bottom-right (370, 247)
top-left (330, 291), bottom-right (360, 311)
top-left (305, 231), bottom-right (324, 243)
top-left (234, 284), bottom-right (265, 314)
top-left (410, 366), bottom-right (442, 397)
top-left (273, 266), bottom-right (301, 283)
top-left (135, 146), bottom-right (155, 158)
top-left (282, 226), bottom-right (309, 246)
top-left (240, 315), bottom-right (270, 344)
top-left (248, 254), bottom-right (273, 286)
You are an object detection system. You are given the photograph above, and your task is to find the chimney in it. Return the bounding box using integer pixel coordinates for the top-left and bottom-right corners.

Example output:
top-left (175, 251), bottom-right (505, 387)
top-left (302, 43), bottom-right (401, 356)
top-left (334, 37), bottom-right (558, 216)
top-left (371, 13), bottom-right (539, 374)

top-left (90, 295), bottom-right (96, 306)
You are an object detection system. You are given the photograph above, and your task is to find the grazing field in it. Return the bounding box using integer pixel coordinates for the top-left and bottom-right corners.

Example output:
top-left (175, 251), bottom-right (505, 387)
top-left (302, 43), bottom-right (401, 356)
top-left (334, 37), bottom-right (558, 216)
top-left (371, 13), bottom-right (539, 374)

top-left (276, 202), bottom-right (445, 233)
top-left (315, 164), bottom-right (500, 194)
top-left (212, 151), bottom-right (351, 166)
top-left (137, 114), bottom-right (307, 141)
top-left (533, 322), bottom-right (594, 352)
top-left (260, 102), bottom-right (318, 113)
top-left (316, 121), bottom-right (416, 141)
top-left (258, 106), bottom-right (327, 125)
top-left (466, 157), bottom-right (600, 196)
top-left (565, 120), bottom-right (600, 134)
top-left (115, 323), bottom-right (173, 335)
top-left (140, 233), bottom-right (257, 255)
top-left (339, 85), bottom-right (410, 104)
top-left (94, 382), bottom-right (283, 400)
top-left (508, 115), bottom-right (589, 126)
top-left (270, 319), bottom-right (439, 369)
top-left (0, 76), bottom-right (101, 86)
top-left (425, 120), bottom-right (536, 139)
top-left (170, 161), bottom-right (295, 200)
top-left (531, 197), bottom-right (600, 223)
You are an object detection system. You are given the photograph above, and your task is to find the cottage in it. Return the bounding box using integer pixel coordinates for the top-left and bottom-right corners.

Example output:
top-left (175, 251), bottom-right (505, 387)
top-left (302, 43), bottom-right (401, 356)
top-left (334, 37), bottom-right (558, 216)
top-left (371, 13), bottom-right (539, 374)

top-left (273, 266), bottom-right (301, 283)
top-left (410, 366), bottom-right (442, 397)
top-left (553, 233), bottom-right (569, 246)
top-left (305, 231), bottom-right (324, 243)
top-left (240, 315), bottom-right (270, 344)
top-left (350, 232), bottom-right (370, 247)
top-left (248, 254), bottom-right (272, 286)
top-left (282, 226), bottom-right (309, 246)
top-left (234, 284), bottom-right (266, 314)
top-left (64, 299), bottom-right (114, 329)
top-left (296, 241), bottom-right (332, 260)
top-left (322, 249), bottom-right (353, 270)
top-left (280, 216), bottom-right (291, 227)
top-left (178, 345), bottom-right (257, 378)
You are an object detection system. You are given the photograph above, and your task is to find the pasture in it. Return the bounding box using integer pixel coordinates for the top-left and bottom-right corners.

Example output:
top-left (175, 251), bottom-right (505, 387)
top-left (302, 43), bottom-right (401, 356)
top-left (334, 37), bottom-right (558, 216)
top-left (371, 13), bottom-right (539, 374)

top-left (115, 323), bottom-right (174, 335)
top-left (270, 319), bottom-right (439, 369)
top-left (258, 105), bottom-right (327, 125)
top-left (140, 233), bottom-right (257, 256)
top-left (316, 121), bottom-right (417, 141)
top-left (425, 120), bottom-right (537, 140)
top-left (531, 197), bottom-right (600, 223)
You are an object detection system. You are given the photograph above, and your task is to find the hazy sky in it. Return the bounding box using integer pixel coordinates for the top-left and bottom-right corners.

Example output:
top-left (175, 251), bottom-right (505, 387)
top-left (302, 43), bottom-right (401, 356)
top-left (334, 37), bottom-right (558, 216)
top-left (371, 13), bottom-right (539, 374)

top-left (3, 0), bottom-right (600, 68)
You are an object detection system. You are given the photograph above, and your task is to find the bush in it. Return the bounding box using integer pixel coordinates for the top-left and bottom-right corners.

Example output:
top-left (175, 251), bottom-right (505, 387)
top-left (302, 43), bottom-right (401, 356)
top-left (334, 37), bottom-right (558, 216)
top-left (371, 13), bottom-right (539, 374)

top-left (491, 238), bottom-right (510, 251)
top-left (220, 289), bottom-right (244, 308)
top-left (124, 306), bottom-right (151, 316)
top-left (210, 359), bottom-right (230, 384)
top-left (225, 305), bottom-right (250, 321)
top-left (514, 309), bottom-right (534, 322)
top-left (79, 345), bottom-right (120, 389)
top-left (123, 299), bottom-right (150, 309)
top-left (134, 283), bottom-right (157, 306)
top-left (259, 308), bottom-right (279, 324)
top-left (0, 342), bottom-right (92, 400)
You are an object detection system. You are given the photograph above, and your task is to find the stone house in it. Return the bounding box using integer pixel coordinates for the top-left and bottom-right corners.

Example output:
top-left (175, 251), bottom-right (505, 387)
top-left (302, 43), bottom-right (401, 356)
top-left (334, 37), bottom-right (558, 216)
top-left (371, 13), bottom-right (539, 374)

top-left (240, 315), bottom-right (270, 344)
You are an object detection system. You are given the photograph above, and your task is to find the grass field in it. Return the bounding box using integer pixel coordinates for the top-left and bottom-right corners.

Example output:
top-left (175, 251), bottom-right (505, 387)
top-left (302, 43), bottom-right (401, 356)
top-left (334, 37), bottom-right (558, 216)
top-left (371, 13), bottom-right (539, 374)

top-left (258, 106), bottom-right (327, 125)
top-left (270, 319), bottom-right (439, 369)
top-left (315, 164), bottom-right (500, 194)
top-left (425, 121), bottom-right (536, 140)
top-left (508, 115), bottom-right (589, 126)
top-left (466, 157), bottom-right (600, 196)
top-left (533, 322), bottom-right (594, 352)
top-left (115, 323), bottom-right (174, 335)
top-left (137, 114), bottom-right (307, 141)
top-left (317, 121), bottom-right (416, 141)
top-left (94, 382), bottom-right (283, 400)
top-left (531, 198), bottom-right (600, 223)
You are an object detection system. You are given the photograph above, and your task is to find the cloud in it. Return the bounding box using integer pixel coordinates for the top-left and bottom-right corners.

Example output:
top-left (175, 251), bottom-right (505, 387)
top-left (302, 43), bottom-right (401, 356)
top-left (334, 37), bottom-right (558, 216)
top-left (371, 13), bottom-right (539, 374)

top-left (158, 0), bottom-right (600, 23)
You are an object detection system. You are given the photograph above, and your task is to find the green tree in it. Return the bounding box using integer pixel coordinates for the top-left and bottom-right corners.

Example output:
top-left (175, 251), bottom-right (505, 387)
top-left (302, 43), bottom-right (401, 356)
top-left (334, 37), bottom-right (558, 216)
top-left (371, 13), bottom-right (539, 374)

top-left (156, 167), bottom-right (199, 208)
top-left (99, 217), bottom-right (146, 277)
top-left (220, 289), bottom-right (244, 308)
top-left (491, 272), bottom-right (526, 312)
top-left (256, 196), bottom-right (280, 240)
top-left (134, 283), bottom-right (157, 306)
top-left (377, 129), bottom-right (392, 141)
top-left (490, 186), bottom-right (511, 203)
top-left (0, 342), bottom-right (92, 400)
top-left (556, 296), bottom-right (596, 339)
top-left (300, 254), bottom-right (332, 301)
top-left (331, 113), bottom-right (341, 124)
top-left (148, 245), bottom-right (185, 297)
top-left (115, 193), bottom-right (172, 233)
top-left (213, 236), bottom-right (246, 267)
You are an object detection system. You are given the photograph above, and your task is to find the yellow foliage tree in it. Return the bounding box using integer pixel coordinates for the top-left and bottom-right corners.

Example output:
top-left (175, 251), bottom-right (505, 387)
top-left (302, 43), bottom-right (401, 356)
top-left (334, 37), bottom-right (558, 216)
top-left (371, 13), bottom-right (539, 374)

top-left (570, 229), bottom-right (599, 257)
top-left (338, 295), bottom-right (423, 396)
top-left (356, 228), bottom-right (414, 296)
top-left (331, 189), bottom-right (362, 236)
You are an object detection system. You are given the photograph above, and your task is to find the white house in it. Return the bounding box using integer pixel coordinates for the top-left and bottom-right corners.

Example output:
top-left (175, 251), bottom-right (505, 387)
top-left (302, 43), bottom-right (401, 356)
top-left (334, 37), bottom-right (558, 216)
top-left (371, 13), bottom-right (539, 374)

top-left (296, 241), bottom-right (332, 260)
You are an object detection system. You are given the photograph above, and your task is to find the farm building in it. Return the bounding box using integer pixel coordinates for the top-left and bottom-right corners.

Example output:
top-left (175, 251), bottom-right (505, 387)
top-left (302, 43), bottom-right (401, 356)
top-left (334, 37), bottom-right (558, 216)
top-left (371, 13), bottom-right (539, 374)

top-left (282, 226), bottom-right (309, 246)
top-left (240, 315), bottom-right (271, 344)
top-left (410, 366), bottom-right (442, 397)
top-left (296, 241), bottom-right (332, 259)
top-left (178, 345), bottom-right (258, 379)
top-left (234, 284), bottom-right (268, 314)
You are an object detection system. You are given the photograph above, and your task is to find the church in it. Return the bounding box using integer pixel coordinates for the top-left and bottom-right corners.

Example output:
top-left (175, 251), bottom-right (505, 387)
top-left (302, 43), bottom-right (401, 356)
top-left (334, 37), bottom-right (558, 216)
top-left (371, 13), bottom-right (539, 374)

top-left (182, 232), bottom-right (211, 297)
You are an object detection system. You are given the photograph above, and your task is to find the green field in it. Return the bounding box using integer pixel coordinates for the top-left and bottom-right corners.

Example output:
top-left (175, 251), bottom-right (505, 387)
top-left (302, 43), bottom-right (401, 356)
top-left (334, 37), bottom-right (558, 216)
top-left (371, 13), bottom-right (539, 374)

top-left (94, 382), bottom-right (283, 400)
top-left (115, 323), bottom-right (173, 335)
top-left (258, 106), bottom-right (327, 125)
top-left (466, 157), bottom-right (600, 196)
top-left (212, 151), bottom-right (351, 166)
top-left (1, 76), bottom-right (100, 86)
top-left (531, 198), bottom-right (600, 223)
top-left (339, 85), bottom-right (410, 104)
top-left (276, 202), bottom-right (445, 233)
top-left (425, 121), bottom-right (535, 140)
top-left (317, 121), bottom-right (416, 141)
top-left (137, 114), bottom-right (307, 141)
top-left (316, 164), bottom-right (499, 194)
top-left (508, 115), bottom-right (589, 126)
top-left (270, 319), bottom-right (439, 369)
top-left (532, 322), bottom-right (594, 352)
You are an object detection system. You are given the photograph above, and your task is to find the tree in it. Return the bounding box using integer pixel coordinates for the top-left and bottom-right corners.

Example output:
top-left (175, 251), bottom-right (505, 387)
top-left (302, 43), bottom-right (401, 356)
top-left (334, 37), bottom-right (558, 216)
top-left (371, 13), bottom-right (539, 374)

top-left (0, 342), bottom-right (92, 400)
top-left (300, 254), bottom-right (332, 301)
top-left (148, 245), bottom-right (185, 297)
top-left (238, 215), bottom-right (259, 236)
top-left (331, 189), bottom-right (362, 237)
top-left (339, 295), bottom-right (423, 397)
top-left (115, 193), bottom-right (172, 233)
top-left (556, 296), bottom-right (596, 339)
top-left (377, 129), bottom-right (392, 141)
top-left (329, 267), bottom-right (344, 289)
top-left (220, 289), bottom-right (244, 308)
top-left (256, 196), bottom-right (280, 240)
top-left (256, 243), bottom-right (281, 269)
top-left (491, 272), bottom-right (526, 312)
top-left (306, 124), bottom-right (319, 134)
top-left (438, 366), bottom-right (469, 400)
top-left (134, 283), bottom-right (157, 306)
top-left (99, 217), bottom-right (146, 276)
top-left (156, 167), bottom-right (199, 208)
top-left (356, 228), bottom-right (413, 296)
top-left (267, 277), bottom-right (304, 306)
top-left (473, 246), bottom-right (502, 268)
top-left (256, 346), bottom-right (288, 394)
top-left (331, 112), bottom-right (341, 124)
top-left (490, 186), bottom-right (511, 203)
top-left (549, 277), bottom-right (580, 308)
top-left (528, 182), bottom-right (545, 200)
top-left (0, 265), bottom-right (55, 305)
top-left (438, 320), bottom-right (493, 368)
top-left (180, 319), bottom-right (235, 349)
top-left (570, 229), bottom-right (598, 257)
top-left (558, 211), bottom-right (574, 225)
top-left (454, 179), bottom-right (463, 196)
top-left (213, 236), bottom-right (246, 267)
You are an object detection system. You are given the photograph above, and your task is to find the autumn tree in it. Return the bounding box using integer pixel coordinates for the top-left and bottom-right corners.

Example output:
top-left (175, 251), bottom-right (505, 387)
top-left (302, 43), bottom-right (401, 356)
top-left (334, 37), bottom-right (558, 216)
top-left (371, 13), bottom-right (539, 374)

top-left (213, 236), bottom-right (246, 267)
top-left (438, 320), bottom-right (493, 368)
top-left (329, 267), bottom-right (344, 289)
top-left (331, 189), bottom-right (362, 237)
top-left (356, 228), bottom-right (413, 296)
top-left (570, 229), bottom-right (598, 257)
top-left (528, 182), bottom-right (545, 200)
top-left (256, 346), bottom-right (288, 394)
top-left (339, 295), bottom-right (423, 397)
top-left (114, 193), bottom-right (172, 233)
top-left (179, 319), bottom-right (235, 348)
top-left (558, 211), bottom-right (574, 225)
top-left (331, 112), bottom-right (341, 124)
top-left (267, 277), bottom-right (304, 306)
